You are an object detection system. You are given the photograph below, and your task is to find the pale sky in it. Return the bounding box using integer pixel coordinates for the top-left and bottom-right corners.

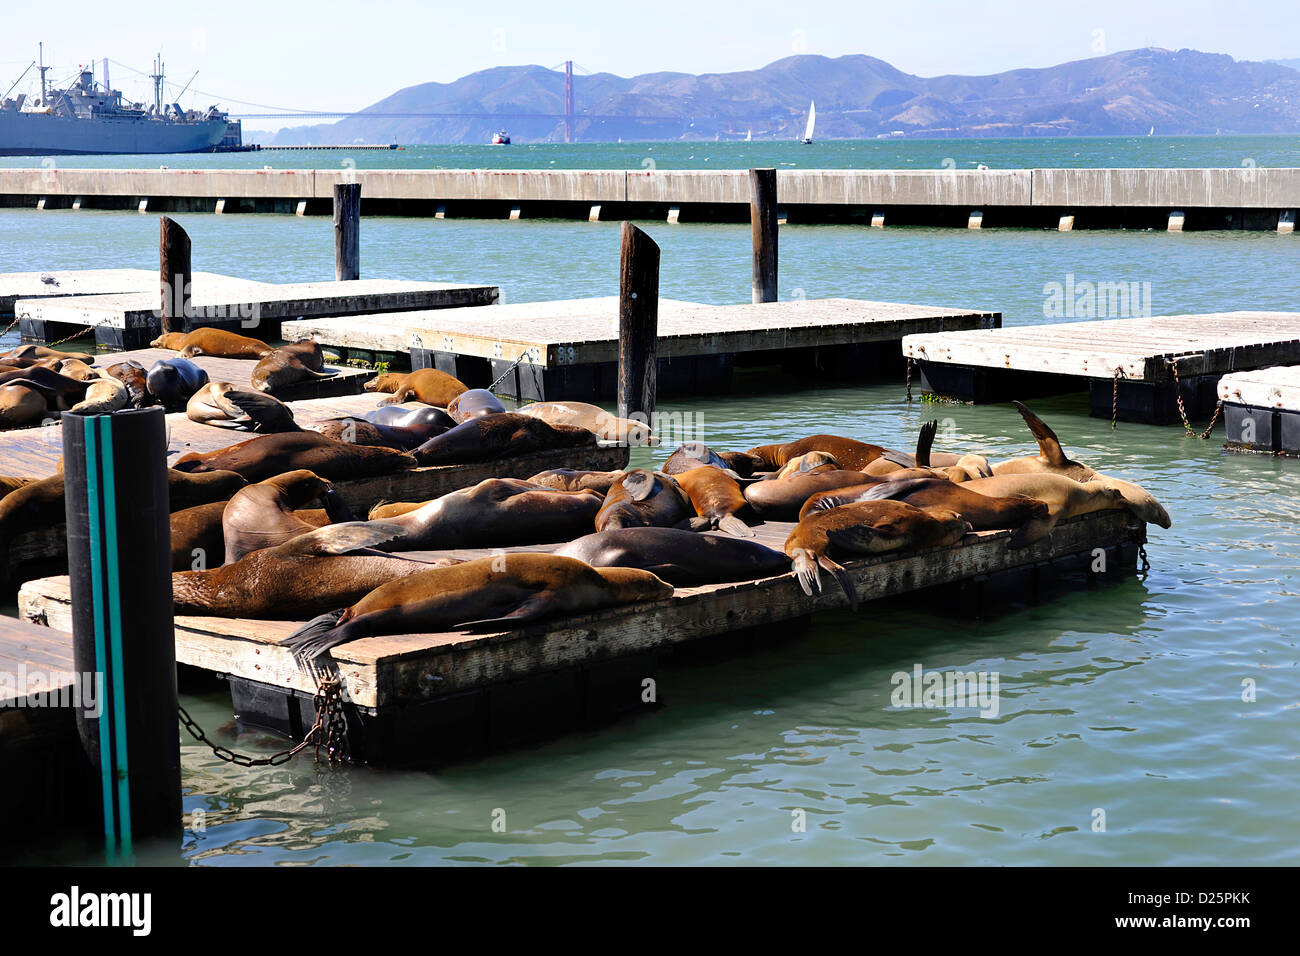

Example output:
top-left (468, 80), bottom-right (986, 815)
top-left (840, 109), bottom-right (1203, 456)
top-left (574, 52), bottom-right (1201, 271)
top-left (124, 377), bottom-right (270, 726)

top-left (4, 0), bottom-right (1297, 133)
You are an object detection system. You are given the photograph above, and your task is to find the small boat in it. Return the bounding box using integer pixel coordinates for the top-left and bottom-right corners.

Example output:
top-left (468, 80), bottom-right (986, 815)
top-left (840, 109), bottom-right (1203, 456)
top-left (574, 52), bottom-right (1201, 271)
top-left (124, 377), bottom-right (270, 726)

top-left (800, 100), bottom-right (815, 144)
top-left (745, 127), bottom-right (752, 142)
top-left (1147, 126), bottom-right (1155, 136)
top-left (491, 129), bottom-right (511, 145)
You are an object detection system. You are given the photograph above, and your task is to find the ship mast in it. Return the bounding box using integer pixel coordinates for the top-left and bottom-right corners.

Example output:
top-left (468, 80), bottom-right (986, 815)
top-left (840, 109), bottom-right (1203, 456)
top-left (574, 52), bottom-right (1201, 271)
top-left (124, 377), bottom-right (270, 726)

top-left (150, 53), bottom-right (164, 112)
top-left (38, 42), bottom-right (49, 103)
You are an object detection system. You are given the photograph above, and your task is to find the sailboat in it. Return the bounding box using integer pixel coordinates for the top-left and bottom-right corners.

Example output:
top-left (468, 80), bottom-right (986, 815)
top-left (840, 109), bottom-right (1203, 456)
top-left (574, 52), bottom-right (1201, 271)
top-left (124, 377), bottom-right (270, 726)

top-left (800, 100), bottom-right (815, 144)
top-left (745, 127), bottom-right (752, 142)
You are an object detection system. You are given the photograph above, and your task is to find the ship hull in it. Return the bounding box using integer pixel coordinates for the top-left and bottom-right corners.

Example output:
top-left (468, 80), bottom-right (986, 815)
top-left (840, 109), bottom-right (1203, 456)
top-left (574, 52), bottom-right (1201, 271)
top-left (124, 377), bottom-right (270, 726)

top-left (0, 111), bottom-right (228, 156)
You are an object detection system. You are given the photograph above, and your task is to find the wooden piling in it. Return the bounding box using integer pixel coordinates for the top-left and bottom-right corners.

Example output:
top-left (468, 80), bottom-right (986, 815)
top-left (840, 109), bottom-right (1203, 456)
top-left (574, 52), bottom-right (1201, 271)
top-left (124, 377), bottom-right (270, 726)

top-left (617, 222), bottom-right (660, 422)
top-left (158, 216), bottom-right (191, 334)
top-left (333, 182), bottom-right (361, 281)
top-left (749, 168), bottom-right (778, 303)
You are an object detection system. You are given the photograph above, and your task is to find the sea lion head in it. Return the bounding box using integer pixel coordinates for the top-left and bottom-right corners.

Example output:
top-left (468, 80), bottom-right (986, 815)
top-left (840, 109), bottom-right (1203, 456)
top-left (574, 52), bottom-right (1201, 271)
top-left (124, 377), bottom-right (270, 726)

top-left (1087, 474), bottom-right (1171, 529)
top-left (777, 451), bottom-right (840, 478)
top-left (925, 508), bottom-right (971, 545)
top-left (594, 566), bottom-right (674, 604)
top-left (151, 332), bottom-right (188, 351)
top-left (363, 372), bottom-right (403, 394)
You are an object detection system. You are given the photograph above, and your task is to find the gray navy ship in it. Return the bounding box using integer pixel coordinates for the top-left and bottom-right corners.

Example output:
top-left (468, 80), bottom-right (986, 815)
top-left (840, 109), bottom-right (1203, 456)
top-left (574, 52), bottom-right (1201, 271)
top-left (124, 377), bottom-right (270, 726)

top-left (0, 47), bottom-right (231, 155)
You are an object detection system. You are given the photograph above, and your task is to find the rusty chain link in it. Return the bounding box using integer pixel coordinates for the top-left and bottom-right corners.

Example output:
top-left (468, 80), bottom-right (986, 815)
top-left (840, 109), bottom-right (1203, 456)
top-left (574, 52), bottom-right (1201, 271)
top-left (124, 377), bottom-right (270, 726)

top-left (1111, 366), bottom-right (1125, 430)
top-left (178, 676), bottom-right (347, 768)
top-left (1169, 360), bottom-right (1223, 439)
top-left (905, 357), bottom-right (914, 403)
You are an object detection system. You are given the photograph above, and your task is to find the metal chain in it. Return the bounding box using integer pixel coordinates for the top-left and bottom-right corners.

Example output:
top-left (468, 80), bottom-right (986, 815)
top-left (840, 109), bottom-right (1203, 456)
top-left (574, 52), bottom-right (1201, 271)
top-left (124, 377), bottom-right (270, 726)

top-left (1138, 544), bottom-right (1151, 576)
top-left (178, 676), bottom-right (347, 768)
top-left (905, 357), bottom-right (914, 403)
top-left (1111, 366), bottom-right (1124, 430)
top-left (487, 350), bottom-right (533, 393)
top-left (1169, 360), bottom-right (1223, 439)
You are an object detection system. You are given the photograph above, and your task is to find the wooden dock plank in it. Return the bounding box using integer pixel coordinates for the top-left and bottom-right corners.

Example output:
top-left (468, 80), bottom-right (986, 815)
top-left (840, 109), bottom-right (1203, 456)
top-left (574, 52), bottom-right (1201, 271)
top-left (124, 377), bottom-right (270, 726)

top-left (19, 511), bottom-right (1144, 712)
top-left (0, 269), bottom-right (251, 315)
top-left (1218, 365), bottom-right (1300, 408)
top-left (0, 614), bottom-right (75, 707)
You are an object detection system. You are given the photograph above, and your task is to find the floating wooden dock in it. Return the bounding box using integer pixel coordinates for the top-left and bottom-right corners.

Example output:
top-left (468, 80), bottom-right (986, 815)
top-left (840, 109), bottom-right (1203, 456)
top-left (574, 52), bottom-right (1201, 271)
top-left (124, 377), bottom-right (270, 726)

top-left (0, 269), bottom-right (251, 316)
top-left (1218, 366), bottom-right (1300, 455)
top-left (17, 277), bottom-right (500, 350)
top-left (902, 311), bottom-right (1300, 424)
top-left (286, 296), bottom-right (1001, 401)
top-left (19, 510), bottom-right (1146, 763)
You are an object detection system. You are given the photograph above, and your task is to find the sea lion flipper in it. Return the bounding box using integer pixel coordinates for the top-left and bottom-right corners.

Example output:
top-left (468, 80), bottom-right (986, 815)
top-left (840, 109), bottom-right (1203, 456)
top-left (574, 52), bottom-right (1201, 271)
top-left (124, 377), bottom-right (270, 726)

top-left (817, 554), bottom-right (857, 611)
top-left (861, 477), bottom-right (931, 502)
top-left (1012, 401), bottom-right (1069, 467)
top-left (915, 420), bottom-right (938, 468)
top-left (687, 516), bottom-right (712, 532)
top-left (790, 549), bottom-right (821, 597)
top-left (284, 609), bottom-right (349, 670)
top-left (717, 515), bottom-right (755, 538)
top-left (879, 450), bottom-right (916, 468)
top-left (622, 470), bottom-right (656, 502)
top-left (281, 520), bottom-right (407, 556)
top-left (459, 592), bottom-right (559, 630)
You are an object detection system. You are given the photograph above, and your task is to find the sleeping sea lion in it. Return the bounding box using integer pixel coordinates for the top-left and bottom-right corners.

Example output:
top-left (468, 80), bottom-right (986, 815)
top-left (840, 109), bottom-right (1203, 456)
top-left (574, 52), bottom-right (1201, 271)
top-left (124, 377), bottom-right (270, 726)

top-left (959, 473), bottom-right (1129, 535)
top-left (155, 327), bottom-right (273, 360)
top-left (221, 469), bottom-right (355, 564)
top-left (250, 347), bottom-right (335, 393)
top-left (595, 469), bottom-right (694, 531)
top-left (105, 360), bottom-right (154, 408)
top-left (149, 332), bottom-right (189, 351)
top-left (672, 465), bottom-right (754, 537)
top-left (412, 413), bottom-right (596, 466)
top-left (53, 359), bottom-right (100, 382)
top-left (773, 451), bottom-right (841, 479)
top-left (556, 527), bottom-right (790, 587)
top-left (284, 552), bottom-right (673, 666)
top-left (1, 345), bottom-right (95, 364)
top-left (278, 340), bottom-right (326, 371)
top-left (187, 382), bottom-right (299, 432)
top-left (743, 469), bottom-right (882, 520)
top-left (307, 415), bottom-right (451, 450)
top-left (526, 468), bottom-right (625, 493)
top-left (146, 357), bottom-right (209, 410)
top-left (447, 389), bottom-right (506, 422)
top-left (69, 375), bottom-right (129, 415)
top-left (517, 400), bottom-right (656, 445)
top-left (0, 476), bottom-right (34, 501)
top-left (171, 431), bottom-right (416, 483)
top-left (365, 368), bottom-right (468, 407)
top-left (0, 367), bottom-right (88, 410)
top-left (662, 442), bottom-right (736, 475)
top-left (169, 501), bottom-right (228, 571)
top-left (363, 402), bottom-right (457, 431)
top-left (784, 501), bottom-right (968, 608)
top-left (747, 435), bottom-right (888, 472)
top-left (0, 383), bottom-right (49, 429)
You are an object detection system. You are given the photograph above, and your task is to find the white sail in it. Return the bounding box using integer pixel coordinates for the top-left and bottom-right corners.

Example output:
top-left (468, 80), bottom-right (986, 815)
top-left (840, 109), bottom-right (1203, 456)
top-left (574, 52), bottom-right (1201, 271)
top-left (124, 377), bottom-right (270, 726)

top-left (802, 100), bottom-right (816, 142)
top-left (745, 127), bottom-right (752, 141)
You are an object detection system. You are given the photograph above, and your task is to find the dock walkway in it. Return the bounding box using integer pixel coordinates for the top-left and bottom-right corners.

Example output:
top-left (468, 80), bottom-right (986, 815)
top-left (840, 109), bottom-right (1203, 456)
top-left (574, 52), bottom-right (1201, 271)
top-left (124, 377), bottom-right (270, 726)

top-left (1, 269), bottom-right (250, 316)
top-left (1218, 365), bottom-right (1300, 455)
top-left (902, 311), bottom-right (1300, 424)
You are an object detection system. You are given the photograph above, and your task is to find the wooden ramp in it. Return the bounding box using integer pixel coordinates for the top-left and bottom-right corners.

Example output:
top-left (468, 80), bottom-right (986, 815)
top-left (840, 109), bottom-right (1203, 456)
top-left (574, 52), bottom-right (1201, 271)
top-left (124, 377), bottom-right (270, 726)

top-left (17, 277), bottom-right (500, 350)
top-left (285, 296), bottom-right (1001, 401)
top-left (1218, 366), bottom-right (1300, 456)
top-left (903, 311), bottom-right (1300, 425)
top-left (20, 510), bottom-right (1145, 764)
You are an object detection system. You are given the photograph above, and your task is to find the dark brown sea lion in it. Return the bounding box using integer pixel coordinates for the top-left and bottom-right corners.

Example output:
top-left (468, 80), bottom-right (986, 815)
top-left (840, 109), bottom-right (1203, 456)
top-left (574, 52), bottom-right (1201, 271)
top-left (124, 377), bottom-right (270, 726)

top-left (278, 340), bottom-right (326, 371)
top-left (374, 477), bottom-right (604, 551)
top-left (555, 527), bottom-right (790, 587)
top-left (960, 474), bottom-right (1129, 535)
top-left (0, 367), bottom-right (88, 410)
top-left (221, 469), bottom-right (355, 564)
top-left (170, 431), bottom-right (416, 483)
top-left (447, 388), bottom-right (506, 422)
top-left (803, 477), bottom-right (1051, 547)
top-left (284, 552), bottom-right (674, 666)
top-left (150, 327), bottom-right (274, 359)
top-left (169, 501), bottom-right (227, 571)
top-left (105, 360), bottom-right (154, 408)
top-left (306, 415), bottom-right (450, 450)
top-left (1, 345), bottom-right (95, 364)
top-left (784, 501), bottom-right (968, 608)
top-left (412, 413), bottom-right (596, 466)
top-left (145, 357), bottom-right (209, 410)
top-left (250, 348), bottom-right (335, 393)
top-left (716, 450), bottom-right (770, 478)
top-left (364, 368), bottom-right (468, 407)
top-left (662, 442), bottom-right (736, 476)
top-left (517, 400), bottom-right (655, 445)
top-left (595, 469), bottom-right (694, 531)
top-left (171, 521), bottom-right (451, 619)
top-left (526, 468), bottom-right (625, 493)
top-left (747, 435), bottom-right (888, 472)
top-left (994, 401), bottom-right (1171, 528)
top-left (0, 382), bottom-right (49, 428)
top-left (0, 476), bottom-right (34, 500)
top-left (672, 466), bottom-right (754, 537)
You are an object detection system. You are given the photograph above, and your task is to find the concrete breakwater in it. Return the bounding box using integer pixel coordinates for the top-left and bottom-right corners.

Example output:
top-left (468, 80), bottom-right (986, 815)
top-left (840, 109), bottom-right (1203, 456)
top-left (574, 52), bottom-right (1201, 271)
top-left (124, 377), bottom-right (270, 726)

top-left (1, 166), bottom-right (1297, 229)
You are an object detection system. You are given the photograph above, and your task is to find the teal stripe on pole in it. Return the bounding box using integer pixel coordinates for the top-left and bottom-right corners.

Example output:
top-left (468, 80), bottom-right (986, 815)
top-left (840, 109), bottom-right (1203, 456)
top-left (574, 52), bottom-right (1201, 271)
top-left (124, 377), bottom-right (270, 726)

top-left (83, 420), bottom-right (118, 846)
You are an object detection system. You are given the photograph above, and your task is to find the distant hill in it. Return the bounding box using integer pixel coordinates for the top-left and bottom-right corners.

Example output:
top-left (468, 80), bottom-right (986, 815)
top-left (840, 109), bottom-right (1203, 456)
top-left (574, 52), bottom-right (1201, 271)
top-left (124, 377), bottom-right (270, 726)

top-left (1270, 58), bottom-right (1300, 72)
top-left (269, 48), bottom-right (1300, 145)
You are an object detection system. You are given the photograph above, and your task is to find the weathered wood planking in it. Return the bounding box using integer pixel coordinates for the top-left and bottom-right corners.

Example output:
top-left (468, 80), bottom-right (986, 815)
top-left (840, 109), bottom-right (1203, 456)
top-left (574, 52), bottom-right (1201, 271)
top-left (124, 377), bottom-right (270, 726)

top-left (0, 613), bottom-right (75, 707)
top-left (1218, 365), bottom-right (1300, 456)
top-left (285, 297), bottom-right (1001, 366)
top-left (903, 312), bottom-right (1300, 383)
top-left (20, 511), bottom-right (1144, 712)
top-left (1217, 365), bottom-right (1300, 408)
top-left (0, 269), bottom-right (250, 315)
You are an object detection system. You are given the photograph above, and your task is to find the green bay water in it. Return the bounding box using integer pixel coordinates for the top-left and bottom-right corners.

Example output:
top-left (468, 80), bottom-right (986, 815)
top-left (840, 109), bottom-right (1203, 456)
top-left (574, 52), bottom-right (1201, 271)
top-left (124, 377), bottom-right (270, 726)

top-left (2, 136), bottom-right (1298, 865)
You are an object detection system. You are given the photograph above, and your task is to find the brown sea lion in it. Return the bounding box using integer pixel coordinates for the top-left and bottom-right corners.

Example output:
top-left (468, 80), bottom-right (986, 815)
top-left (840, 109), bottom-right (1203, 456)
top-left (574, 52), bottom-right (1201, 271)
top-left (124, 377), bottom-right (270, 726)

top-left (412, 413), bottom-right (596, 466)
top-left (374, 477), bottom-right (604, 551)
top-left (169, 501), bottom-right (227, 571)
top-left (69, 375), bottom-right (129, 415)
top-left (994, 401), bottom-right (1172, 528)
top-left (716, 450), bottom-right (770, 478)
top-left (802, 477), bottom-right (1052, 547)
top-left (662, 442), bottom-right (736, 475)
top-left (160, 328), bottom-right (274, 360)
top-left (279, 340), bottom-right (326, 371)
top-left (0, 476), bottom-right (34, 501)
top-left (960, 473), bottom-right (1129, 534)
top-left (149, 332), bottom-right (189, 351)
top-left (104, 361), bottom-right (153, 408)
top-left (526, 468), bottom-right (625, 493)
top-left (186, 382), bottom-right (298, 433)
top-left (284, 552), bottom-right (674, 665)
top-left (447, 388), bottom-right (506, 422)
top-left (250, 347), bottom-right (335, 393)
top-left (672, 466), bottom-right (754, 537)
top-left (747, 435), bottom-right (888, 472)
top-left (171, 521), bottom-right (451, 619)
top-left (517, 400), bottom-right (656, 445)
top-left (365, 368), bottom-right (468, 407)
top-left (773, 451), bottom-right (841, 479)
top-left (0, 367), bottom-right (88, 410)
top-left (0, 382), bottom-right (49, 429)
top-left (784, 501), bottom-right (968, 608)
top-left (221, 469), bottom-right (355, 564)
top-left (743, 469), bottom-right (879, 520)
top-left (53, 359), bottom-right (100, 382)
top-left (595, 469), bottom-right (694, 531)
top-left (171, 431), bottom-right (416, 483)
top-left (1, 345), bottom-right (95, 364)
top-left (556, 527), bottom-right (790, 587)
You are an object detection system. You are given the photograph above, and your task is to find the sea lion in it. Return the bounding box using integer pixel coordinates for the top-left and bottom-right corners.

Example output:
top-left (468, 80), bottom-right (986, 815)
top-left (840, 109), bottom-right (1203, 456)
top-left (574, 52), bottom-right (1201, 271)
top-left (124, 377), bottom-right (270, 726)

top-left (367, 500), bottom-right (425, 519)
top-left (412, 413), bottom-right (596, 466)
top-left (595, 469), bottom-right (694, 531)
top-left (279, 340), bottom-right (326, 371)
top-left (0, 383), bottom-right (49, 429)
top-left (447, 389), bottom-right (506, 422)
top-left (773, 451), bottom-right (841, 479)
top-left (307, 415), bottom-right (451, 450)
top-left (149, 332), bottom-right (189, 351)
top-left (1, 345), bottom-right (95, 364)
top-left (284, 552), bottom-right (673, 666)
top-left (365, 368), bottom-right (468, 407)
top-left (865, 420), bottom-right (993, 482)
top-left (0, 367), bottom-right (88, 410)
top-left (785, 501), bottom-right (968, 608)
top-left (151, 327), bottom-right (273, 360)
top-left (105, 360), bottom-right (154, 407)
top-left (221, 469), bottom-right (355, 564)
top-left (0, 476), bottom-right (34, 501)
top-left (959, 473), bottom-right (1130, 535)
top-left (662, 442), bottom-right (736, 475)
top-left (69, 375), bottom-right (129, 415)
top-left (526, 468), bottom-right (625, 493)
top-left (171, 431), bottom-right (416, 483)
top-left (672, 466), bottom-right (754, 537)
top-left (803, 477), bottom-right (1051, 547)
top-left (363, 402), bottom-right (457, 431)
top-left (146, 357), bottom-right (209, 410)
top-left (517, 400), bottom-right (656, 445)
top-left (743, 469), bottom-right (880, 520)
top-left (373, 477), bottom-right (604, 551)
top-left (556, 527), bottom-right (790, 587)
top-left (53, 359), bottom-right (100, 382)
top-left (186, 382), bottom-right (298, 432)
top-left (169, 501), bottom-right (227, 571)
top-left (994, 401), bottom-right (1172, 528)
top-left (171, 521), bottom-right (452, 619)
top-left (250, 347), bottom-right (335, 393)
top-left (716, 450), bottom-right (770, 478)
top-left (747, 435), bottom-right (888, 472)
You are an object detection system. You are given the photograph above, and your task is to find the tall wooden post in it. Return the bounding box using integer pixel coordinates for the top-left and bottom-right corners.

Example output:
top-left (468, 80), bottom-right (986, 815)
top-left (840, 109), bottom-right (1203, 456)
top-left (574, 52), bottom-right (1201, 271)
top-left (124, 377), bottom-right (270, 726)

top-left (749, 168), bottom-right (778, 303)
top-left (159, 216), bottom-right (191, 333)
top-left (63, 406), bottom-right (180, 856)
top-left (617, 222), bottom-right (660, 423)
top-left (334, 182), bottom-right (361, 280)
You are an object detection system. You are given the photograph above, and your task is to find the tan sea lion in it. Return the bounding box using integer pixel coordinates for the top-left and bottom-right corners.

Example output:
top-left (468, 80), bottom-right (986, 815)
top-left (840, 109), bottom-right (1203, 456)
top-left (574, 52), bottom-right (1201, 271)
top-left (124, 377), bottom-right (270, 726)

top-left (773, 451), bottom-right (841, 479)
top-left (555, 527), bottom-right (790, 587)
top-left (412, 413), bottom-right (596, 466)
top-left (526, 468), bottom-right (625, 493)
top-left (447, 388), bottom-right (506, 422)
top-left (284, 552), bottom-right (674, 666)
top-left (517, 400), bottom-right (656, 445)
top-left (744, 469), bottom-right (908, 520)
top-left (1, 345), bottom-right (95, 364)
top-left (163, 328), bottom-right (274, 359)
top-left (149, 332), bottom-right (189, 351)
top-left (250, 347), bottom-right (335, 393)
top-left (960, 473), bottom-right (1130, 534)
top-left (994, 401), bottom-right (1172, 528)
top-left (785, 501), bottom-right (968, 608)
top-left (69, 375), bottom-right (129, 415)
top-left (0, 382), bottom-right (49, 429)
top-left (188, 382), bottom-right (299, 432)
top-left (365, 368), bottom-right (468, 407)
top-left (221, 469), bottom-right (355, 564)
top-left (595, 469), bottom-right (694, 531)
top-left (672, 465), bottom-right (754, 537)
top-left (171, 431), bottom-right (416, 483)
top-left (0, 367), bottom-right (88, 410)
top-left (367, 500), bottom-right (425, 519)
top-left (373, 477), bottom-right (604, 551)
top-left (54, 359), bottom-right (100, 382)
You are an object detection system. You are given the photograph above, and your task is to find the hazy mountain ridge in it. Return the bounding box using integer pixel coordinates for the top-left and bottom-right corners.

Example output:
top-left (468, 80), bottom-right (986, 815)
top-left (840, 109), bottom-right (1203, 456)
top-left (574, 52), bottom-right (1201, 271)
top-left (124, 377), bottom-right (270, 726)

top-left (269, 48), bottom-right (1300, 145)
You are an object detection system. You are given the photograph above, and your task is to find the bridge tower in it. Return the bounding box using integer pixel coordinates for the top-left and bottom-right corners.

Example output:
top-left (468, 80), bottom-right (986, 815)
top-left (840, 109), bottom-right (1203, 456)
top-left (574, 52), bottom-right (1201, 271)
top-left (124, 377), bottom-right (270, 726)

top-left (564, 60), bottom-right (574, 143)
